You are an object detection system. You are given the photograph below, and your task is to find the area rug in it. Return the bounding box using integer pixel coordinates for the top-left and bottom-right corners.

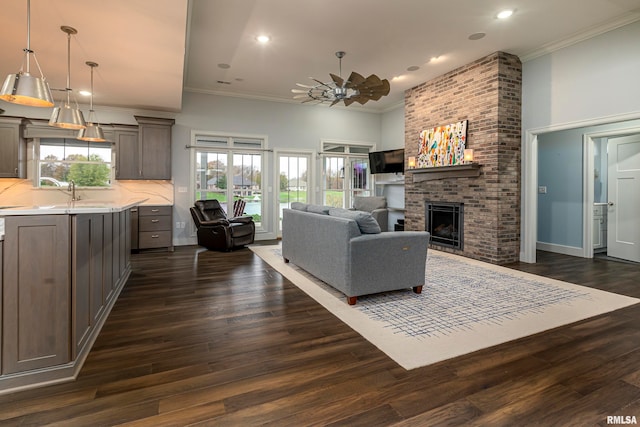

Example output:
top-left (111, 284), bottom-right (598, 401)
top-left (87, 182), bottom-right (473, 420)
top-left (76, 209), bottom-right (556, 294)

top-left (250, 244), bottom-right (639, 370)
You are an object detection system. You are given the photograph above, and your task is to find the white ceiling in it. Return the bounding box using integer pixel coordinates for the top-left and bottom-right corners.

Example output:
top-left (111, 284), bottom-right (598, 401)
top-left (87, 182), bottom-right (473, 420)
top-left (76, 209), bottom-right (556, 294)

top-left (2, 0), bottom-right (640, 114)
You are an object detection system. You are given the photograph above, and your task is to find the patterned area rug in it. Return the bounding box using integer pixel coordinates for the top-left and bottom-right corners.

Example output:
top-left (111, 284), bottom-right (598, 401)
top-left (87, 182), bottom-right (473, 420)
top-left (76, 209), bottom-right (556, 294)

top-left (250, 244), bottom-right (639, 370)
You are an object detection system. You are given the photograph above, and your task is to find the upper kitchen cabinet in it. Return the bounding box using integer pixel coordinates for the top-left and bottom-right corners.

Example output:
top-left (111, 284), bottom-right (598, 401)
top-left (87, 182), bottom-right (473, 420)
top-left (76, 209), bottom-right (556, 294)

top-left (115, 116), bottom-right (175, 180)
top-left (0, 117), bottom-right (26, 178)
top-left (114, 125), bottom-right (140, 180)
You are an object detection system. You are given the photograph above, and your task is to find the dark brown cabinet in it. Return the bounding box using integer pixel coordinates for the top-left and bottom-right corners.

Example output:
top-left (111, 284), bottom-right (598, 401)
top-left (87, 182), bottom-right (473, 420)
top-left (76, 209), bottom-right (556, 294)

top-left (2, 215), bottom-right (70, 374)
top-left (0, 117), bottom-right (26, 178)
top-left (114, 126), bottom-right (139, 180)
top-left (138, 205), bottom-right (173, 250)
top-left (0, 209), bottom-right (132, 392)
top-left (115, 117), bottom-right (174, 180)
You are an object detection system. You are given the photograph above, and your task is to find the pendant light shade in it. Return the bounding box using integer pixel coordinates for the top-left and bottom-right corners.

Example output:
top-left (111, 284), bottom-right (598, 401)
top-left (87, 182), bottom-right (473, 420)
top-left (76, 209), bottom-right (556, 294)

top-left (0, 0), bottom-right (54, 107)
top-left (78, 62), bottom-right (106, 142)
top-left (49, 26), bottom-right (86, 130)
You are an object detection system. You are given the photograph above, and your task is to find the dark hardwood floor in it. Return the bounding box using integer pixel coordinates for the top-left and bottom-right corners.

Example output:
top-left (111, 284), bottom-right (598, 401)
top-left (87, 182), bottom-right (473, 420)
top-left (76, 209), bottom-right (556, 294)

top-left (1, 245), bottom-right (639, 426)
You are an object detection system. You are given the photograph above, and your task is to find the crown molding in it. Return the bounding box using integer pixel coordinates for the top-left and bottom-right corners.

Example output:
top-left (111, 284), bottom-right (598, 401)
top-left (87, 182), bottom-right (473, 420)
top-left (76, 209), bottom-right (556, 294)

top-left (520, 12), bottom-right (640, 62)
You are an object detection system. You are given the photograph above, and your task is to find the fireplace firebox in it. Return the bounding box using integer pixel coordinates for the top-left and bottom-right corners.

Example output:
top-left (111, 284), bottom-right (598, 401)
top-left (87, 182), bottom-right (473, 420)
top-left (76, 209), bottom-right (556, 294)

top-left (425, 202), bottom-right (464, 250)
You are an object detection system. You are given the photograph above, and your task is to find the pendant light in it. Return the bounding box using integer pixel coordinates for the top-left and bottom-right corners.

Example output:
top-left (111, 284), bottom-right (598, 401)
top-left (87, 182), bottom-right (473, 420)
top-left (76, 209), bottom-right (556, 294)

top-left (49, 26), bottom-right (86, 129)
top-left (77, 62), bottom-right (105, 141)
top-left (0, 0), bottom-right (54, 107)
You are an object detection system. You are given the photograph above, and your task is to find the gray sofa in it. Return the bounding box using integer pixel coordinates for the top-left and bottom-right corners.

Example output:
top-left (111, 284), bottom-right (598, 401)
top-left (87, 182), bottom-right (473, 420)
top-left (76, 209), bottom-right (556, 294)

top-left (282, 204), bottom-right (430, 305)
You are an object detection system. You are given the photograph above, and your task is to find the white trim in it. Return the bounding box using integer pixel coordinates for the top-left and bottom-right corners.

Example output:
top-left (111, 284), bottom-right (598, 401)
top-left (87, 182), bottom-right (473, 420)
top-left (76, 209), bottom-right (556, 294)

top-left (521, 130), bottom-right (538, 263)
top-left (536, 242), bottom-right (584, 258)
top-left (582, 133), bottom-right (595, 258)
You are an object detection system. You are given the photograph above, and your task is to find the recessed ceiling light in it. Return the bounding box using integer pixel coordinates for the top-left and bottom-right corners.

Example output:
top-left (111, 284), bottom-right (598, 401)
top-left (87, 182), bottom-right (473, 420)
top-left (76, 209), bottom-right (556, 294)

top-left (392, 75), bottom-right (405, 81)
top-left (218, 63), bottom-right (231, 69)
top-left (407, 65), bottom-right (420, 72)
top-left (497, 10), bottom-right (514, 19)
top-left (79, 90), bottom-right (91, 96)
top-left (256, 35), bottom-right (270, 43)
top-left (468, 32), bottom-right (486, 40)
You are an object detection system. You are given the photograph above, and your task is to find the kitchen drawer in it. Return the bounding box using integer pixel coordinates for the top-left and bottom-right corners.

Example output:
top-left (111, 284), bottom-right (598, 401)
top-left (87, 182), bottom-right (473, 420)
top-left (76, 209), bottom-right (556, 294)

top-left (138, 231), bottom-right (172, 248)
top-left (139, 215), bottom-right (172, 232)
top-left (139, 205), bottom-right (172, 216)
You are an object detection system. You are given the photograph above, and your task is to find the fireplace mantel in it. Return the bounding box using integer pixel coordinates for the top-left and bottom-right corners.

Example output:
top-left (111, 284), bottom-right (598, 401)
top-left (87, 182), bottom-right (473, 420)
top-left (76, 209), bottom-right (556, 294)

top-left (407, 163), bottom-right (481, 182)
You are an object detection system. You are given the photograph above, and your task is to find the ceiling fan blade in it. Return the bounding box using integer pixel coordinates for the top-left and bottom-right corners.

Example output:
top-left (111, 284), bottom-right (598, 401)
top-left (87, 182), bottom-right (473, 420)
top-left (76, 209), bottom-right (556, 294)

top-left (329, 73), bottom-right (344, 87)
top-left (343, 98), bottom-right (356, 107)
top-left (363, 74), bottom-right (383, 88)
top-left (330, 99), bottom-right (341, 107)
top-left (291, 89), bottom-right (309, 94)
top-left (355, 96), bottom-right (369, 105)
top-left (379, 79), bottom-right (390, 96)
top-left (311, 77), bottom-right (333, 89)
top-left (345, 72), bottom-right (366, 88)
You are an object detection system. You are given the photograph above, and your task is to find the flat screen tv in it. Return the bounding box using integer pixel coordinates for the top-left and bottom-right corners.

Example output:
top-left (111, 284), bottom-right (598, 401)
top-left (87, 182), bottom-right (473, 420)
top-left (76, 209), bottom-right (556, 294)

top-left (368, 148), bottom-right (404, 174)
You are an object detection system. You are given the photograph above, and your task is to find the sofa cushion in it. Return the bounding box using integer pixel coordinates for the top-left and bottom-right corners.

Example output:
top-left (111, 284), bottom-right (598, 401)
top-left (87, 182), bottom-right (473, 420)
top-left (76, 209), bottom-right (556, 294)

top-left (329, 208), bottom-right (382, 234)
top-left (307, 204), bottom-right (332, 215)
top-left (353, 196), bottom-right (387, 212)
top-left (291, 202), bottom-right (309, 211)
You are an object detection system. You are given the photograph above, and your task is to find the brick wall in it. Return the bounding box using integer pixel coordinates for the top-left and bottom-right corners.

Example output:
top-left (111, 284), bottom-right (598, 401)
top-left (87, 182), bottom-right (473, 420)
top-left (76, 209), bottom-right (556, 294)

top-left (404, 51), bottom-right (522, 264)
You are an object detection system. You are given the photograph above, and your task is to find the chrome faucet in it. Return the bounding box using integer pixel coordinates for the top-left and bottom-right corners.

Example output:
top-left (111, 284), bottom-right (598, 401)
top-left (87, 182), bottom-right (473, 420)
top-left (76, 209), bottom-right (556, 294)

top-left (68, 180), bottom-right (79, 201)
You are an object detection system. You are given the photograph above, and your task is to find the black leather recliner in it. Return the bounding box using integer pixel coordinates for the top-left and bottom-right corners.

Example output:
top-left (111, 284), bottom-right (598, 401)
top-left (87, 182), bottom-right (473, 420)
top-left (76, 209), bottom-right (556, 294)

top-left (190, 200), bottom-right (255, 251)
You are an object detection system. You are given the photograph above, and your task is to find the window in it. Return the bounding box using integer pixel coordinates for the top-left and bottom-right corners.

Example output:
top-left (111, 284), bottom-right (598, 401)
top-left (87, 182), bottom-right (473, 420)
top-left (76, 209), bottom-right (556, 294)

top-left (192, 134), bottom-right (265, 229)
top-left (321, 141), bottom-right (373, 208)
top-left (278, 153), bottom-right (311, 235)
top-left (39, 138), bottom-right (112, 187)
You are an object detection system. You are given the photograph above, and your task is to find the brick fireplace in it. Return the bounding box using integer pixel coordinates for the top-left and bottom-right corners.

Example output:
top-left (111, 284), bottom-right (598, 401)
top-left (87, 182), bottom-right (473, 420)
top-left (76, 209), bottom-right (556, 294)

top-left (404, 51), bottom-right (522, 264)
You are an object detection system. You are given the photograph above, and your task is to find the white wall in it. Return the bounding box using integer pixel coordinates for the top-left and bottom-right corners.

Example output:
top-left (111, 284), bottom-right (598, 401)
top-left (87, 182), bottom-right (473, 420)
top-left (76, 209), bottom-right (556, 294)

top-left (380, 106), bottom-right (405, 149)
top-left (522, 20), bottom-right (640, 131)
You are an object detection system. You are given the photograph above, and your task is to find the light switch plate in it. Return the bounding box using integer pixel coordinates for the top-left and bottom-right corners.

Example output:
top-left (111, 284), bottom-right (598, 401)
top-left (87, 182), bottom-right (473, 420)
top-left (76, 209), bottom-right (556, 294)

top-left (538, 186), bottom-right (547, 194)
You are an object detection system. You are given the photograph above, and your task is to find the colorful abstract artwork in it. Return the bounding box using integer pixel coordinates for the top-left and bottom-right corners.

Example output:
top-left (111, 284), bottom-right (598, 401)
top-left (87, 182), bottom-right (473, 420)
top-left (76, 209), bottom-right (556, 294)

top-left (417, 120), bottom-right (468, 168)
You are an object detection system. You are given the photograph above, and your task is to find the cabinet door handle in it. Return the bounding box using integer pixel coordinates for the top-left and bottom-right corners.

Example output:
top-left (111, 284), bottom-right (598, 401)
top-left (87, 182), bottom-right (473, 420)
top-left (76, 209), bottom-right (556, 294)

top-left (151, 209), bottom-right (159, 212)
top-left (151, 234), bottom-right (159, 238)
top-left (151, 219), bottom-right (159, 223)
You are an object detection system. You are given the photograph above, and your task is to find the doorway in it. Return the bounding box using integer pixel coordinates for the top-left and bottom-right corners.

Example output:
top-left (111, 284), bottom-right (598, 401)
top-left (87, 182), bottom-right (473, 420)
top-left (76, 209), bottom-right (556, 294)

top-left (525, 121), bottom-right (640, 264)
top-left (585, 129), bottom-right (640, 263)
top-left (604, 134), bottom-right (640, 262)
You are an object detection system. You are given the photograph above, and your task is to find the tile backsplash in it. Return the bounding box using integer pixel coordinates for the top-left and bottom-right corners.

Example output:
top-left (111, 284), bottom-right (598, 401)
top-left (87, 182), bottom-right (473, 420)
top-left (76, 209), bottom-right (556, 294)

top-left (0, 179), bottom-right (174, 207)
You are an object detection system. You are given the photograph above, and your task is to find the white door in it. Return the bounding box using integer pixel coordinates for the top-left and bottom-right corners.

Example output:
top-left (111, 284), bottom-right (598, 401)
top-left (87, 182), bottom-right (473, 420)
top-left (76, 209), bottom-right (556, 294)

top-left (277, 153), bottom-right (311, 237)
top-left (607, 134), bottom-right (640, 262)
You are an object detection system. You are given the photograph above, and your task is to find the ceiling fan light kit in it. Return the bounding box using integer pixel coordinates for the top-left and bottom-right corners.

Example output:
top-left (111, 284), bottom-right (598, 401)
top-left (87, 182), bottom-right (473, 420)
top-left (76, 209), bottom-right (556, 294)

top-left (292, 51), bottom-right (390, 107)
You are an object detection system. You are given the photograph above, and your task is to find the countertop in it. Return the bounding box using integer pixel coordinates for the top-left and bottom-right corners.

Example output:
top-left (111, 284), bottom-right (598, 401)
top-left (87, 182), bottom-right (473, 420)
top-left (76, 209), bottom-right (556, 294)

top-left (0, 199), bottom-right (148, 216)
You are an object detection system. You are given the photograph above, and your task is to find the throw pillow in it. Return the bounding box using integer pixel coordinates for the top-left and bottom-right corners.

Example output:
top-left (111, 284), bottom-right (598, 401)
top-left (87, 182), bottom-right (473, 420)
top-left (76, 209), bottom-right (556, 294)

top-left (329, 208), bottom-right (382, 234)
top-left (290, 202), bottom-right (309, 211)
top-left (307, 204), bottom-right (332, 215)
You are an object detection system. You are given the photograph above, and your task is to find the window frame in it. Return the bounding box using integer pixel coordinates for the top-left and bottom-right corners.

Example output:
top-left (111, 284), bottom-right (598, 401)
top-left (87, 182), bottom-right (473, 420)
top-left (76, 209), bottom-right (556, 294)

top-left (35, 137), bottom-right (114, 188)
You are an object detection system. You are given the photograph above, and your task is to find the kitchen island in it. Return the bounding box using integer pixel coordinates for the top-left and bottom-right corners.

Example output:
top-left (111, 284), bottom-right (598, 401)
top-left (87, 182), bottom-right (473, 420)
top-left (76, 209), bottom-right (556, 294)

top-left (0, 201), bottom-right (141, 394)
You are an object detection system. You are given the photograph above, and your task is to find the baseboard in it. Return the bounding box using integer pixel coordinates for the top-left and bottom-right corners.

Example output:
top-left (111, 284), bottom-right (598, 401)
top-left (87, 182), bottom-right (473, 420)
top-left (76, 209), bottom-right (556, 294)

top-left (536, 241), bottom-right (584, 258)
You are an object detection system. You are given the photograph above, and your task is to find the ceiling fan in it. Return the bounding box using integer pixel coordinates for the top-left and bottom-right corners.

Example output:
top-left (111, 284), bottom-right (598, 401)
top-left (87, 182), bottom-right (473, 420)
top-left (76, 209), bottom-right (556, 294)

top-left (292, 51), bottom-right (390, 107)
